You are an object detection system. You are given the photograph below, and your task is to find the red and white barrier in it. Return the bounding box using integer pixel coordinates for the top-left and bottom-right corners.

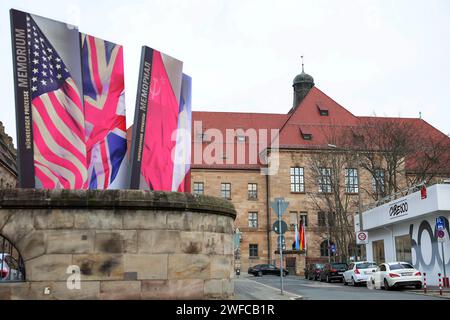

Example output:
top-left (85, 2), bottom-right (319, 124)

top-left (423, 272), bottom-right (427, 294)
top-left (438, 273), bottom-right (443, 296)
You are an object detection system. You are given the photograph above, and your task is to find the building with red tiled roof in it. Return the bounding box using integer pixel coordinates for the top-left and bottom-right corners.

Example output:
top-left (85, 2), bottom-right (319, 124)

top-left (188, 68), bottom-right (450, 275)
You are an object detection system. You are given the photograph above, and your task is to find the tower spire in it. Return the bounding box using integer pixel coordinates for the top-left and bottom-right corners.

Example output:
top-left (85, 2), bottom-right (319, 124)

top-left (301, 55), bottom-right (304, 73)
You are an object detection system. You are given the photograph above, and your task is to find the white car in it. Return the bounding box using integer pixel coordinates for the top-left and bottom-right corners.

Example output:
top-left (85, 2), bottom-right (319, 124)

top-left (0, 253), bottom-right (23, 281)
top-left (343, 261), bottom-right (377, 286)
top-left (369, 262), bottom-right (423, 290)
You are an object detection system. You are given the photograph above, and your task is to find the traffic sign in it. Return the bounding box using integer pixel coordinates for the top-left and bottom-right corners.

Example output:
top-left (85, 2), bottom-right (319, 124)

top-left (436, 217), bottom-right (445, 231)
top-left (277, 235), bottom-right (286, 244)
top-left (356, 231), bottom-right (369, 245)
top-left (270, 197), bottom-right (289, 218)
top-left (330, 244), bottom-right (336, 253)
top-left (273, 220), bottom-right (288, 234)
top-left (437, 230), bottom-right (446, 243)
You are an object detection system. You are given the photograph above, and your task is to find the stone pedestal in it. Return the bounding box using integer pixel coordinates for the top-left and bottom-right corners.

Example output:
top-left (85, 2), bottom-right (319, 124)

top-left (0, 189), bottom-right (236, 300)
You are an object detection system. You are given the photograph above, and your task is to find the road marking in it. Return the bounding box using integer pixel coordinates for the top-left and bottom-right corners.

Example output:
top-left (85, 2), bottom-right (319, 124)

top-left (247, 278), bottom-right (303, 300)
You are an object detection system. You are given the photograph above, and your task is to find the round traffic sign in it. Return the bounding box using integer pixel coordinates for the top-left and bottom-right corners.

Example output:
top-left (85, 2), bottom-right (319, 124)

top-left (357, 232), bottom-right (367, 241)
top-left (272, 220), bottom-right (288, 234)
top-left (437, 230), bottom-right (445, 238)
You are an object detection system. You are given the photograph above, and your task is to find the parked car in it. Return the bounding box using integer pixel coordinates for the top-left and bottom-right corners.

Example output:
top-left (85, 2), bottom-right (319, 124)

top-left (343, 261), bottom-right (377, 286)
top-left (306, 263), bottom-right (324, 281)
top-left (320, 262), bottom-right (348, 283)
top-left (369, 262), bottom-right (423, 290)
top-left (248, 264), bottom-right (288, 277)
top-left (0, 253), bottom-right (23, 281)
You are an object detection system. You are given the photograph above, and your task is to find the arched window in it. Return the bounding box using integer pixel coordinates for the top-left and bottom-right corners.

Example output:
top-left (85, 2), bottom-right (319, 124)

top-left (0, 234), bottom-right (26, 282)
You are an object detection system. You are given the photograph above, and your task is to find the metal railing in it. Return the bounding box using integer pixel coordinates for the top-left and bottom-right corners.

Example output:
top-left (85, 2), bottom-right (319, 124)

top-left (0, 235), bottom-right (26, 282)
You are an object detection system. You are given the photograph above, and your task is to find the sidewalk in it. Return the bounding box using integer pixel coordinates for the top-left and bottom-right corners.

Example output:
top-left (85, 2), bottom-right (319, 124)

top-left (234, 275), bottom-right (302, 300)
top-left (410, 286), bottom-right (450, 299)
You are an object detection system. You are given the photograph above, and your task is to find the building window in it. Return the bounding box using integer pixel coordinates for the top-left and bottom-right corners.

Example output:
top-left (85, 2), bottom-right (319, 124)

top-left (320, 240), bottom-right (334, 257)
top-left (319, 109), bottom-right (329, 116)
top-left (290, 167), bottom-right (305, 192)
top-left (248, 212), bottom-right (258, 228)
top-left (345, 168), bottom-right (359, 193)
top-left (300, 212), bottom-right (308, 227)
top-left (221, 183), bottom-right (231, 199)
top-left (249, 244), bottom-right (258, 258)
top-left (318, 167), bottom-right (332, 193)
top-left (248, 183), bottom-right (258, 200)
top-left (372, 169), bottom-right (385, 194)
top-left (327, 212), bottom-right (335, 227)
top-left (193, 182), bottom-right (204, 195)
top-left (395, 235), bottom-right (412, 263)
top-left (318, 212), bottom-right (327, 227)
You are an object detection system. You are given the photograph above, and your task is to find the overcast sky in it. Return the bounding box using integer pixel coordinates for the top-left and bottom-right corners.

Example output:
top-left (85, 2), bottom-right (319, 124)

top-left (2, 0), bottom-right (450, 144)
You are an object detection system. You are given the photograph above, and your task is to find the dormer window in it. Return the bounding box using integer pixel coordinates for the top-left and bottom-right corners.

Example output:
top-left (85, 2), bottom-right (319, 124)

top-left (299, 127), bottom-right (312, 140)
top-left (317, 103), bottom-right (329, 116)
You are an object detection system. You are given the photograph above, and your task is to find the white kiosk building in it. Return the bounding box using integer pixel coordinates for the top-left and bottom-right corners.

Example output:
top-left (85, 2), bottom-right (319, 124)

top-left (360, 183), bottom-right (450, 286)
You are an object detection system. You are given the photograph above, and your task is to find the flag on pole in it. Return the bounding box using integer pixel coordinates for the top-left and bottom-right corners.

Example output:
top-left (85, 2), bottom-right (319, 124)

top-left (81, 34), bottom-right (127, 189)
top-left (171, 74), bottom-right (192, 192)
top-left (27, 14), bottom-right (88, 189)
top-left (299, 219), bottom-right (306, 251)
top-left (294, 223), bottom-right (300, 250)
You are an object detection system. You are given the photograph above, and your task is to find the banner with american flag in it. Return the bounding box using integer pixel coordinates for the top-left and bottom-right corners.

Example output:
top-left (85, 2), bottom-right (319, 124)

top-left (11, 10), bottom-right (88, 189)
top-left (81, 34), bottom-right (127, 189)
top-left (129, 46), bottom-right (184, 191)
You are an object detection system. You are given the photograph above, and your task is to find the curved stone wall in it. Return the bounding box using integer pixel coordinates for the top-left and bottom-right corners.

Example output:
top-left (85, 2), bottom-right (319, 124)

top-left (0, 189), bottom-right (236, 300)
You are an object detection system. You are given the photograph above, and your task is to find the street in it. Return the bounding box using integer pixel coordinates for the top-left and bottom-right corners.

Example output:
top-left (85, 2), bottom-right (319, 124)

top-left (235, 275), bottom-right (444, 300)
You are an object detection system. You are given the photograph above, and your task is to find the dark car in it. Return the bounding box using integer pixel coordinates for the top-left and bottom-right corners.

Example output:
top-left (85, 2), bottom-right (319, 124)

top-left (305, 263), bottom-right (324, 281)
top-left (320, 262), bottom-right (348, 283)
top-left (248, 264), bottom-right (288, 277)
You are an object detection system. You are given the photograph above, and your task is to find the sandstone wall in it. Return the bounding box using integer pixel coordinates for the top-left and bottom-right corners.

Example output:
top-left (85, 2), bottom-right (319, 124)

top-left (0, 189), bottom-right (236, 300)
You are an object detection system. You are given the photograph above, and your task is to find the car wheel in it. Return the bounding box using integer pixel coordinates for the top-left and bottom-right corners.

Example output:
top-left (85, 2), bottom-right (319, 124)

top-left (351, 277), bottom-right (357, 287)
top-left (384, 279), bottom-right (391, 291)
top-left (257, 271), bottom-right (263, 277)
top-left (415, 283), bottom-right (422, 290)
top-left (343, 278), bottom-right (348, 286)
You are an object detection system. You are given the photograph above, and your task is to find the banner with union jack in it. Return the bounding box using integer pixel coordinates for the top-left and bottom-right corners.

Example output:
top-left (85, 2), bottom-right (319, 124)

top-left (11, 10), bottom-right (88, 189)
top-left (81, 34), bottom-right (127, 189)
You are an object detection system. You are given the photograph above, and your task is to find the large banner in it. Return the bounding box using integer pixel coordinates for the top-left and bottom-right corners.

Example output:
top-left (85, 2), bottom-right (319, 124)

top-left (11, 9), bottom-right (87, 189)
top-left (81, 34), bottom-right (127, 189)
top-left (129, 46), bottom-right (186, 191)
top-left (10, 9), bottom-right (127, 189)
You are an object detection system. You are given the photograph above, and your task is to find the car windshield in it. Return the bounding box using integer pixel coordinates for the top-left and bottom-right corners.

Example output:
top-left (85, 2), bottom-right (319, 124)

top-left (390, 263), bottom-right (414, 270)
top-left (356, 262), bottom-right (377, 269)
top-left (332, 263), bottom-right (347, 269)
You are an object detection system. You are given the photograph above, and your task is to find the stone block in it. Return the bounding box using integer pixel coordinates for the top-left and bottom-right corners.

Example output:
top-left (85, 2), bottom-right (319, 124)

top-left (46, 230), bottom-right (95, 254)
top-left (223, 279), bottom-right (234, 299)
top-left (26, 254), bottom-right (73, 281)
top-left (210, 256), bottom-right (233, 279)
top-left (138, 230), bottom-right (180, 254)
top-left (203, 232), bottom-right (224, 255)
top-left (122, 210), bottom-right (167, 229)
top-left (179, 231), bottom-right (203, 254)
top-left (168, 254), bottom-right (210, 279)
top-left (167, 211), bottom-right (194, 231)
top-left (223, 234), bottom-right (233, 255)
top-left (74, 210), bottom-right (122, 229)
top-left (94, 231), bottom-right (138, 254)
top-left (141, 279), bottom-right (204, 299)
top-left (72, 254), bottom-right (124, 281)
top-left (123, 254), bottom-right (167, 280)
top-left (17, 230), bottom-right (46, 261)
top-left (201, 214), bottom-right (219, 233)
top-left (204, 279), bottom-right (223, 298)
top-left (29, 281), bottom-right (100, 300)
top-left (100, 281), bottom-right (141, 299)
top-left (1, 209), bottom-right (35, 243)
top-left (35, 209), bottom-right (74, 229)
